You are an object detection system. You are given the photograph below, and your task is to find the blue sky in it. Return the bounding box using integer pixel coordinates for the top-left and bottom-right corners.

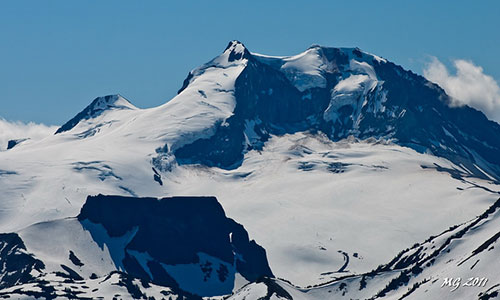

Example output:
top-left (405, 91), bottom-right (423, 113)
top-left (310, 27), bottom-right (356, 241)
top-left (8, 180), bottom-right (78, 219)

top-left (1, 1), bottom-right (499, 124)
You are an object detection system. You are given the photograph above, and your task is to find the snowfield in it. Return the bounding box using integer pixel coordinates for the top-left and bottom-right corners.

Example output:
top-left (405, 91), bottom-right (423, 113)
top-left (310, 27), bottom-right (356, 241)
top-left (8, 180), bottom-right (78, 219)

top-left (1, 130), bottom-right (497, 287)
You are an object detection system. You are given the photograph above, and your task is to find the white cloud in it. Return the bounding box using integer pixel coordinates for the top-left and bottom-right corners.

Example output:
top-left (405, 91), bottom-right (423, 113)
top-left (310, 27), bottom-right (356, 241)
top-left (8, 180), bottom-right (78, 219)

top-left (0, 119), bottom-right (57, 151)
top-left (424, 57), bottom-right (500, 123)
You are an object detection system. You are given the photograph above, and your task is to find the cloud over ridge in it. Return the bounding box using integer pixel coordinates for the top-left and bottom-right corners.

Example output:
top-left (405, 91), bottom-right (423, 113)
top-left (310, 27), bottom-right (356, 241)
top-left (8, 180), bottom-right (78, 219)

top-left (0, 119), bottom-right (57, 150)
top-left (424, 57), bottom-right (500, 123)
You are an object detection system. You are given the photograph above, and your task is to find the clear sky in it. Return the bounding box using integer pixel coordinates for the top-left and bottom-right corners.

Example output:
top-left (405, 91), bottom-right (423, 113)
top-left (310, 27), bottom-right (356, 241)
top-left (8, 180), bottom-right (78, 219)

top-left (1, 1), bottom-right (499, 124)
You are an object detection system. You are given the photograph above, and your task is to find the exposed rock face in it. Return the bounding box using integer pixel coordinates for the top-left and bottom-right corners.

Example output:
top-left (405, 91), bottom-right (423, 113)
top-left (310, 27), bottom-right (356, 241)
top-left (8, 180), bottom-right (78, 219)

top-left (78, 194), bottom-right (273, 296)
top-left (6, 138), bottom-right (28, 150)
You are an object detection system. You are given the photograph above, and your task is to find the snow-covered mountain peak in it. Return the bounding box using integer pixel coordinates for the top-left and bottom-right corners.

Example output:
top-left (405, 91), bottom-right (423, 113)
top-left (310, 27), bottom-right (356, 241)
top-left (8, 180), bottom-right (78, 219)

top-left (223, 40), bottom-right (251, 62)
top-left (176, 40), bottom-right (250, 96)
top-left (171, 41), bottom-right (500, 183)
top-left (55, 94), bottom-right (137, 134)
top-left (96, 94), bottom-right (136, 109)
top-left (200, 40), bottom-right (251, 69)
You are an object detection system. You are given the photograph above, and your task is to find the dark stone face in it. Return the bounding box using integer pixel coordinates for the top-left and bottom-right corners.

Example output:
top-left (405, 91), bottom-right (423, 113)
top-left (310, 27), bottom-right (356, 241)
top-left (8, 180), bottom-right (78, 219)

top-left (371, 61), bottom-right (500, 181)
top-left (7, 138), bottom-right (28, 150)
top-left (78, 194), bottom-right (273, 288)
top-left (0, 233), bottom-right (45, 289)
top-left (7, 140), bottom-right (18, 150)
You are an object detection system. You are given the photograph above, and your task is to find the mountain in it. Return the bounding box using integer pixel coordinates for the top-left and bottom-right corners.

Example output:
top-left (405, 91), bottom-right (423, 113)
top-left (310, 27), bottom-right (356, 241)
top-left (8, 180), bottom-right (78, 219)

top-left (175, 41), bottom-right (500, 182)
top-left (0, 41), bottom-right (499, 299)
top-left (55, 94), bottom-right (138, 134)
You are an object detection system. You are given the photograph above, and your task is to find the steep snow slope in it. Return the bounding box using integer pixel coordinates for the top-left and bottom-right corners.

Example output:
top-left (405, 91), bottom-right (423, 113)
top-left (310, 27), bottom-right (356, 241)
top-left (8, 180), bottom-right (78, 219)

top-left (226, 197), bottom-right (500, 300)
